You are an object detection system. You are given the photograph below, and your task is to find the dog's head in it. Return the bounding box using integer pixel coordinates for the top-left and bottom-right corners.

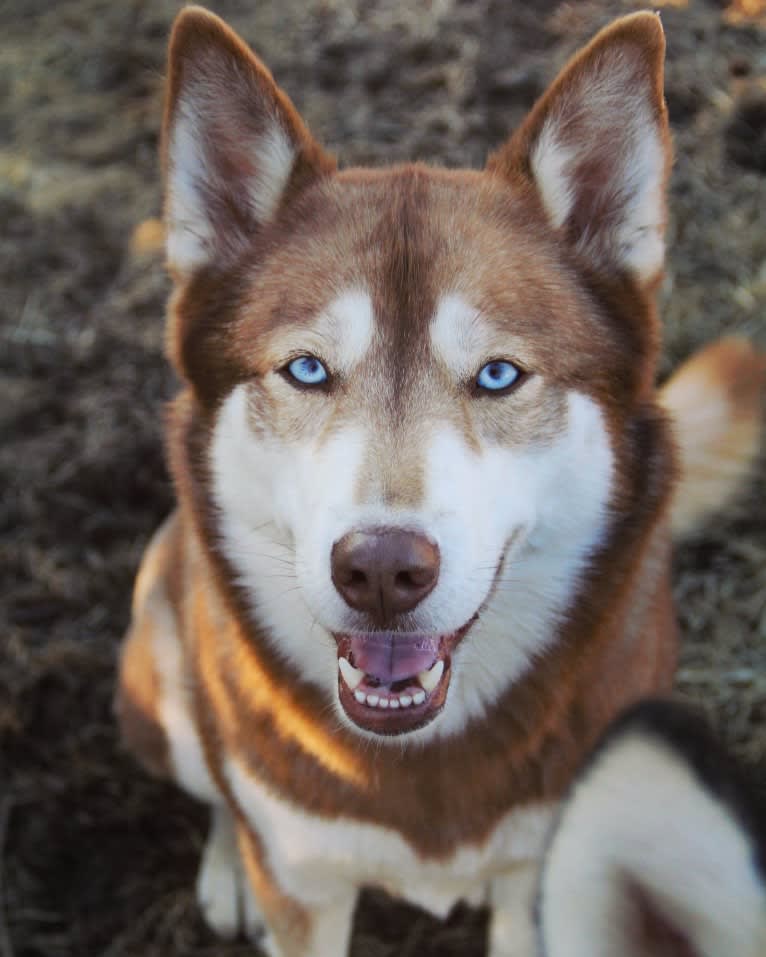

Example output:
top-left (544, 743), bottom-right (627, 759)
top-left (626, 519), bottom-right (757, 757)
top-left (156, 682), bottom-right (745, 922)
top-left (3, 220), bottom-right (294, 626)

top-left (163, 8), bottom-right (672, 740)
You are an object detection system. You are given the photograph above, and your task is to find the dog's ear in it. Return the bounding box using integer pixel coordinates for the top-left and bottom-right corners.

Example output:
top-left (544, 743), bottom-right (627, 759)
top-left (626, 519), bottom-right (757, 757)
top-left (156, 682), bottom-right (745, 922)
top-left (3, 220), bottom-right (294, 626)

top-left (162, 6), bottom-right (335, 277)
top-left (488, 13), bottom-right (671, 288)
top-left (537, 700), bottom-right (766, 957)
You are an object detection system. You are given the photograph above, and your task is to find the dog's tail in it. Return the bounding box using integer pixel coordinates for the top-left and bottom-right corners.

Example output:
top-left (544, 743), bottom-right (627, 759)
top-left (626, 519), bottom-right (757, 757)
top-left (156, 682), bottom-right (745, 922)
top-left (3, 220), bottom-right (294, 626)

top-left (130, 217), bottom-right (165, 257)
top-left (658, 337), bottom-right (765, 539)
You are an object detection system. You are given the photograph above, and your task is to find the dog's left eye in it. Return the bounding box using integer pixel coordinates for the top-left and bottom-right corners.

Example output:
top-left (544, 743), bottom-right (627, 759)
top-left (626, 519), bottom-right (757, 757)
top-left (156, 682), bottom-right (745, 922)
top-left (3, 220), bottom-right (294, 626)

top-left (476, 360), bottom-right (522, 393)
top-left (285, 355), bottom-right (329, 387)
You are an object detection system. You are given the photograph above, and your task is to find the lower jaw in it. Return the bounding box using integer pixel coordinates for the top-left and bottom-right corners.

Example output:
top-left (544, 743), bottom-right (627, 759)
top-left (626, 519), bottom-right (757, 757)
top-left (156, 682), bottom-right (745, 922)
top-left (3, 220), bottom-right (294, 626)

top-left (335, 617), bottom-right (477, 736)
top-left (337, 661), bottom-right (452, 736)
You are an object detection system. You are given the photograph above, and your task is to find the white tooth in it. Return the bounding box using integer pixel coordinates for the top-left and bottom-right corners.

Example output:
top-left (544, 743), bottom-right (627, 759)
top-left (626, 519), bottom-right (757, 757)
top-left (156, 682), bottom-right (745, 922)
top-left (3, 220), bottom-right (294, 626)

top-left (354, 690), bottom-right (366, 704)
top-left (418, 659), bottom-right (444, 694)
top-left (338, 657), bottom-right (365, 691)
top-left (389, 698), bottom-right (400, 709)
top-left (399, 694), bottom-right (412, 708)
top-left (378, 697), bottom-right (389, 709)
top-left (366, 694), bottom-right (379, 707)
top-left (413, 690), bottom-right (426, 706)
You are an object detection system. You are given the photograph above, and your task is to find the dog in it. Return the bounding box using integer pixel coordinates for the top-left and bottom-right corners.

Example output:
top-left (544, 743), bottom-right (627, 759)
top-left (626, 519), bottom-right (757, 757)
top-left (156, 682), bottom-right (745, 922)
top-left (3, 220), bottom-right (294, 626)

top-left (538, 698), bottom-right (766, 957)
top-left (116, 8), bottom-right (766, 956)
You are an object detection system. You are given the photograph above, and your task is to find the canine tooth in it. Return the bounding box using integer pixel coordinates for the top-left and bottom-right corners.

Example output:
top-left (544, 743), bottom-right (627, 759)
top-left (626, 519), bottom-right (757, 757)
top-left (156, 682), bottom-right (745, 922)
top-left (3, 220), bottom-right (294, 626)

top-left (399, 694), bottom-right (413, 707)
top-left (413, 690), bottom-right (426, 706)
top-left (354, 690), bottom-right (366, 704)
top-left (378, 697), bottom-right (389, 709)
top-left (366, 694), bottom-right (380, 707)
top-left (389, 698), bottom-right (400, 709)
top-left (338, 657), bottom-right (364, 691)
top-left (418, 659), bottom-right (444, 694)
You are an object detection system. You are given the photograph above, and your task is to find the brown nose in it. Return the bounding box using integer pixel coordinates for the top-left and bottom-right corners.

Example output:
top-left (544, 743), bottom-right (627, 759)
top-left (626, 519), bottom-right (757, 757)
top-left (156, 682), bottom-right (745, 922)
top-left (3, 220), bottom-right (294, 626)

top-left (331, 528), bottom-right (440, 623)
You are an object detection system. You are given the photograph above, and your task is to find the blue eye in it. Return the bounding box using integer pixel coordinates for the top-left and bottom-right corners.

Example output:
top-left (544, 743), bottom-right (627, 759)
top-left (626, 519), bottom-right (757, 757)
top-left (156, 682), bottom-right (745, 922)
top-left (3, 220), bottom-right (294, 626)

top-left (286, 355), bottom-right (328, 386)
top-left (476, 360), bottom-right (522, 392)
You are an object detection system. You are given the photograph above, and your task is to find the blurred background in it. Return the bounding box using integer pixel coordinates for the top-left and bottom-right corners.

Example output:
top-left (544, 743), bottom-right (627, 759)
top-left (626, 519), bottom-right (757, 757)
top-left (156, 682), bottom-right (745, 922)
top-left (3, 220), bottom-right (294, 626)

top-left (1, 1), bottom-right (765, 954)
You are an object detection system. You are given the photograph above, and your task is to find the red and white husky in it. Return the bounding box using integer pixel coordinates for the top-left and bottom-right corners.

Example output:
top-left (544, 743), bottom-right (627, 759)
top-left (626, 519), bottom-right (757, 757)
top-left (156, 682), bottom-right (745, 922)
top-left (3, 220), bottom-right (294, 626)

top-left (117, 8), bottom-right (765, 956)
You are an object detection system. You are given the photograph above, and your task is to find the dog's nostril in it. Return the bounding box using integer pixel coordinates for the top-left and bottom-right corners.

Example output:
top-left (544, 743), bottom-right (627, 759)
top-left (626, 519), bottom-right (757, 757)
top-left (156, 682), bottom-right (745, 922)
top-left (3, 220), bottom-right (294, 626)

top-left (395, 569), bottom-right (425, 590)
top-left (395, 566), bottom-right (436, 590)
top-left (331, 527), bottom-right (440, 621)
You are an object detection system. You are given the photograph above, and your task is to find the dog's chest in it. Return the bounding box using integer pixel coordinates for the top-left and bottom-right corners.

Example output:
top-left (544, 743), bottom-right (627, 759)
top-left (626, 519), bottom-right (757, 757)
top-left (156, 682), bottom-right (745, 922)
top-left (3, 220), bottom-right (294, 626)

top-left (226, 756), bottom-right (554, 916)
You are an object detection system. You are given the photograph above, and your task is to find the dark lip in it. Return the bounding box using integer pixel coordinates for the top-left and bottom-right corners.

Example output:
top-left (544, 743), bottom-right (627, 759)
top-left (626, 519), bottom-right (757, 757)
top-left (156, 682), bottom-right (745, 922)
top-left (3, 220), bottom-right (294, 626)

top-left (334, 618), bottom-right (474, 736)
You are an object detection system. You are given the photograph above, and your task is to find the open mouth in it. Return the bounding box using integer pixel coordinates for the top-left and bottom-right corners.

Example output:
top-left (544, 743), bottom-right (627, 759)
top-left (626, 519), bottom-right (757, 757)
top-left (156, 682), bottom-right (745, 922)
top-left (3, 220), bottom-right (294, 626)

top-left (334, 619), bottom-right (475, 735)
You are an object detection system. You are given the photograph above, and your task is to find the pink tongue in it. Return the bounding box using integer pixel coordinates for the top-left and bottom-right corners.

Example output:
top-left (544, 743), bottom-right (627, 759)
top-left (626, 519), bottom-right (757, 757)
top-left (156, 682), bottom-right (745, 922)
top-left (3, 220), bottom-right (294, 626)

top-left (349, 633), bottom-right (441, 684)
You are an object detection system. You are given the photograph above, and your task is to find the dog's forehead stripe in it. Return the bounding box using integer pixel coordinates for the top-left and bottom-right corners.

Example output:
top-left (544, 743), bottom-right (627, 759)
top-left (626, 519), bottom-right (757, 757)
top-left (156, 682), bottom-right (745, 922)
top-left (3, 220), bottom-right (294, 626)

top-left (430, 295), bottom-right (485, 377)
top-left (317, 290), bottom-right (375, 370)
top-left (367, 172), bottom-right (441, 375)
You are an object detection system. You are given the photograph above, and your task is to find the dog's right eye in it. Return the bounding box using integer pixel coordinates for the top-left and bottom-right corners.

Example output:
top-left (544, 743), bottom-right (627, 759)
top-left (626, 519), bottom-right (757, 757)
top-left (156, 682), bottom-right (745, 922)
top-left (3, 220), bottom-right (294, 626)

top-left (283, 355), bottom-right (329, 388)
top-left (475, 359), bottom-right (524, 394)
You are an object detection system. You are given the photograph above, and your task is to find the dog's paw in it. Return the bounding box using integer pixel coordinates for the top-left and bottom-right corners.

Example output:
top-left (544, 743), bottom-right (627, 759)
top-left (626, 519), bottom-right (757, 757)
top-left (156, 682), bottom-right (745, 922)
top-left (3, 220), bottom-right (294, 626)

top-left (488, 869), bottom-right (538, 957)
top-left (488, 910), bottom-right (536, 957)
top-left (241, 876), bottom-right (269, 945)
top-left (196, 815), bottom-right (241, 939)
top-left (196, 807), bottom-right (268, 942)
top-left (258, 931), bottom-right (283, 957)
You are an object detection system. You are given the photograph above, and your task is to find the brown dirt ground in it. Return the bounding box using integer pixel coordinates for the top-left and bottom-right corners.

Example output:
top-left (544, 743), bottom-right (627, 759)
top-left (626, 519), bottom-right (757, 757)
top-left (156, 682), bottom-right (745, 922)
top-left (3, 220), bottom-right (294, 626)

top-left (1, 1), bottom-right (765, 955)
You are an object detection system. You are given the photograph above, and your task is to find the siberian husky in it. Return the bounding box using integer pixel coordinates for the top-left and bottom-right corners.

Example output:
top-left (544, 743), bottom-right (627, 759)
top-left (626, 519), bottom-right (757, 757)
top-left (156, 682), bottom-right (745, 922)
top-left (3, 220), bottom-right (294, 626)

top-left (116, 7), bottom-right (765, 956)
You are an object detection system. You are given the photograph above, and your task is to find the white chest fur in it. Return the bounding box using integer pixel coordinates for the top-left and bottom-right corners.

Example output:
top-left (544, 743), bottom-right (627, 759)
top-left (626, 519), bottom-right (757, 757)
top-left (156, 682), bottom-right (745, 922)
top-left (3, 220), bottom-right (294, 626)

top-left (226, 756), bottom-right (555, 918)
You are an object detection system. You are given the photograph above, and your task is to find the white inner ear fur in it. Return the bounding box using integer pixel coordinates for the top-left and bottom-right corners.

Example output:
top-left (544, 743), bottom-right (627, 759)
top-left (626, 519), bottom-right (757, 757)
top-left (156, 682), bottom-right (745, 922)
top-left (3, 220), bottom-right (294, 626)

top-left (540, 735), bottom-right (766, 957)
top-left (530, 55), bottom-right (666, 282)
top-left (165, 97), bottom-right (295, 273)
top-left (531, 129), bottom-right (576, 232)
top-left (165, 109), bottom-right (217, 272)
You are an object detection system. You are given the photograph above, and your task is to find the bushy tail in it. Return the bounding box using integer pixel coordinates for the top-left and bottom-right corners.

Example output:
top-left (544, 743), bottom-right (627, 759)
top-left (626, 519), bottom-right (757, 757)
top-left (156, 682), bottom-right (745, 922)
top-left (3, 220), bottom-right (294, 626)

top-left (130, 217), bottom-right (165, 257)
top-left (658, 337), bottom-right (766, 539)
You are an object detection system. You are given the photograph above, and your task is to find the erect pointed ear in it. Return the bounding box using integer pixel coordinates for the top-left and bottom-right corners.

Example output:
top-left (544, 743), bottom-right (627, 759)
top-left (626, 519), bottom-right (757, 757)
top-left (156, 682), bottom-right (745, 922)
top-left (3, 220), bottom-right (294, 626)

top-left (162, 6), bottom-right (335, 277)
top-left (488, 13), bottom-right (671, 287)
top-left (537, 700), bottom-right (766, 957)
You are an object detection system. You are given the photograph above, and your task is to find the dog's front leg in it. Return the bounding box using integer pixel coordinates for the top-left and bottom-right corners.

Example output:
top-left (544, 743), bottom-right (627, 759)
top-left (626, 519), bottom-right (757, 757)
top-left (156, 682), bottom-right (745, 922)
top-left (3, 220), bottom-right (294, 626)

top-left (236, 825), bottom-right (357, 957)
top-left (292, 895), bottom-right (357, 957)
top-left (488, 865), bottom-right (539, 957)
top-left (197, 806), bottom-right (268, 943)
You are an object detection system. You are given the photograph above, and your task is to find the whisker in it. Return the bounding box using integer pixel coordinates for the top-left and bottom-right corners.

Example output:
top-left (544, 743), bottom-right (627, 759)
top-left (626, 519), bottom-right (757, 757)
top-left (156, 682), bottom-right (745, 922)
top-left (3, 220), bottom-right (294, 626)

top-left (249, 553), bottom-right (295, 567)
top-left (272, 584), bottom-right (304, 601)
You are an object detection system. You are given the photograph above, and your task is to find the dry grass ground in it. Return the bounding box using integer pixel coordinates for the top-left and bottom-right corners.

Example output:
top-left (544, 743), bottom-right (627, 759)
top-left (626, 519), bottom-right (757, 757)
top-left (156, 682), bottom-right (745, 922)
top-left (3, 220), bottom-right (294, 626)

top-left (1, 1), bottom-right (764, 954)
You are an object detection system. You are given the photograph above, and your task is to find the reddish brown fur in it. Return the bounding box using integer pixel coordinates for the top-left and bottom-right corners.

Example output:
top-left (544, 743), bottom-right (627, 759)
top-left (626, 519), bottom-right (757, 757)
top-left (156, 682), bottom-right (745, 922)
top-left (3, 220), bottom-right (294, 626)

top-left (115, 620), bottom-right (170, 779)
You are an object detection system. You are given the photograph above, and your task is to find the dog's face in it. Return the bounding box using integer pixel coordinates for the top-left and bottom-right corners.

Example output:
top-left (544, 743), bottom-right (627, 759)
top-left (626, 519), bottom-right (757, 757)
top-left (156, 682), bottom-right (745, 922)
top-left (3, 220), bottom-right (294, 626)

top-left (164, 10), bottom-right (670, 740)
